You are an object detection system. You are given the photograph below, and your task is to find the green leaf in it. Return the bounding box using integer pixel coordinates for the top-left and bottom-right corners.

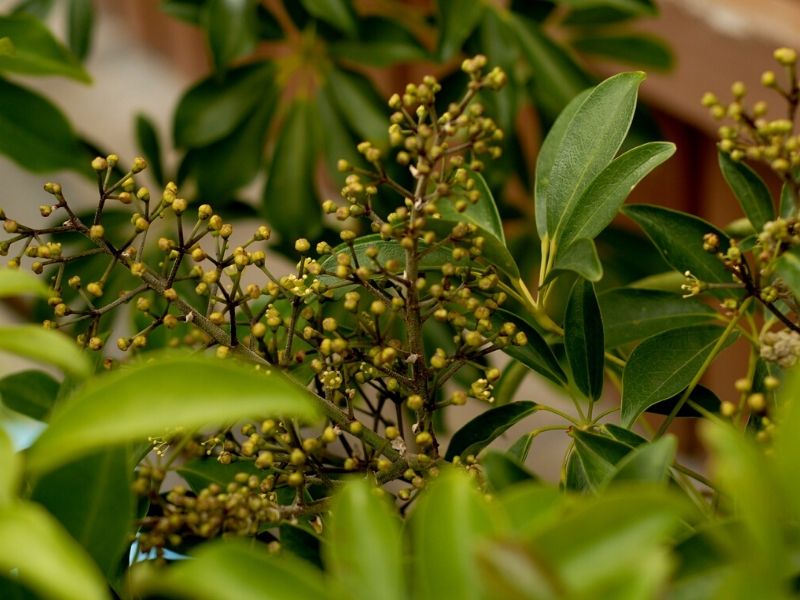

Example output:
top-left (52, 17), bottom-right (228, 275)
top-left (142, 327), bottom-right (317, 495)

top-left (775, 246), bottom-right (800, 298)
top-left (279, 524), bottom-right (322, 568)
top-left (509, 15), bottom-right (592, 123)
top-left (0, 77), bottom-right (88, 173)
top-left (173, 62), bottom-right (274, 148)
top-left (299, 0), bottom-right (357, 37)
top-left (0, 502), bottom-right (108, 600)
top-left (498, 482), bottom-right (563, 538)
top-left (507, 432), bottom-right (533, 462)
top-left (564, 279), bottom-right (604, 400)
top-left (0, 37), bottom-right (14, 56)
top-left (571, 33), bottom-right (673, 71)
top-left (718, 151), bottom-right (774, 231)
top-left (445, 401), bottom-right (538, 461)
top-left (177, 457), bottom-right (264, 493)
top-left (481, 451), bottom-right (536, 491)
top-left (133, 539), bottom-right (329, 600)
top-left (476, 541), bottom-right (562, 600)
top-left (0, 268), bottom-right (48, 298)
top-left (647, 384), bottom-right (721, 418)
top-left (493, 360), bottom-right (529, 406)
top-left (66, 0), bottom-right (93, 60)
top-left (26, 351), bottom-right (319, 474)
top-left (325, 68), bottom-right (388, 147)
top-left (557, 0), bottom-right (656, 15)
top-left (535, 71), bottom-right (645, 239)
top-left (0, 14), bottom-right (89, 82)
top-left (549, 237), bottom-right (602, 282)
top-left (572, 428), bottom-right (632, 489)
top-left (557, 141), bottom-right (676, 248)
top-left (609, 435), bottom-right (676, 485)
top-left (623, 204), bottom-right (737, 294)
top-left (325, 479), bottom-right (404, 600)
top-left (0, 369), bottom-right (58, 421)
top-left (412, 469), bottom-right (494, 600)
top-left (436, 0), bottom-right (485, 60)
top-left (135, 113), bottom-right (165, 186)
top-left (262, 100), bottom-right (322, 240)
top-left (0, 325), bottom-right (91, 379)
top-left (530, 486), bottom-right (686, 596)
top-left (774, 368), bottom-right (800, 523)
top-left (438, 172), bottom-right (506, 244)
top-left (780, 181), bottom-right (795, 217)
top-left (492, 308), bottom-right (567, 386)
top-left (11, 0), bottom-right (56, 19)
top-left (204, 0), bottom-right (259, 72)
top-left (598, 287), bottom-right (717, 348)
top-left (621, 325), bottom-right (731, 426)
top-left (328, 17), bottom-right (427, 66)
top-left (31, 447), bottom-right (133, 578)
top-left (0, 428), bottom-right (19, 506)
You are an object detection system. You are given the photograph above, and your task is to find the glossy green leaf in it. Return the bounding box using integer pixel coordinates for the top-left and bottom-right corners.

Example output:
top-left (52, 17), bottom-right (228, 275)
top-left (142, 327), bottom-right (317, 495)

top-left (0, 428), bottom-right (18, 506)
top-left (263, 100), bottom-right (322, 241)
top-left (604, 423), bottom-right (646, 447)
top-left (572, 428), bottom-right (632, 489)
top-left (564, 279), bottom-right (604, 400)
top-left (326, 479), bottom-right (404, 600)
top-left (535, 71), bottom-right (644, 238)
top-left (647, 384), bottom-right (721, 417)
top-left (279, 524), bottom-right (322, 569)
top-left (493, 361), bottom-right (529, 406)
top-left (0, 78), bottom-right (88, 172)
top-left (0, 325), bottom-right (91, 379)
top-left (780, 181), bottom-right (795, 217)
top-left (438, 172), bottom-right (506, 244)
top-left (598, 288), bottom-right (717, 348)
top-left (550, 237), bottom-right (602, 282)
top-left (426, 218), bottom-right (520, 280)
top-left (26, 352), bottom-right (319, 474)
top-left (0, 268), bottom-right (48, 298)
top-left (509, 15), bottom-right (592, 122)
top-left (204, 0), bottom-right (259, 72)
top-left (0, 14), bottom-right (89, 82)
top-left (0, 369), bottom-right (58, 421)
top-left (31, 447), bottom-right (132, 578)
top-left (571, 34), bottom-right (673, 71)
top-left (66, 0), bottom-right (93, 60)
top-left (557, 141), bottom-right (676, 248)
top-left (436, 0), bottom-right (485, 60)
top-left (299, 0), bottom-right (357, 37)
top-left (507, 432), bottom-right (533, 462)
top-left (133, 539), bottom-right (329, 600)
top-left (564, 449), bottom-right (590, 492)
top-left (329, 17), bottom-right (427, 66)
top-left (623, 204), bottom-right (737, 294)
top-left (0, 503), bottom-right (108, 600)
top-left (135, 113), bottom-right (165, 186)
top-left (177, 457), bottom-right (264, 493)
top-left (325, 68), bottom-right (387, 147)
top-left (621, 325), bottom-right (730, 426)
top-left (530, 486), bottom-right (686, 596)
top-left (173, 62), bottom-right (274, 148)
top-left (412, 469), bottom-right (494, 600)
top-left (492, 308), bottom-right (567, 386)
top-left (446, 401), bottom-right (538, 461)
top-left (609, 435), bottom-right (676, 485)
top-left (481, 451), bottom-right (536, 491)
top-left (719, 151), bottom-right (774, 231)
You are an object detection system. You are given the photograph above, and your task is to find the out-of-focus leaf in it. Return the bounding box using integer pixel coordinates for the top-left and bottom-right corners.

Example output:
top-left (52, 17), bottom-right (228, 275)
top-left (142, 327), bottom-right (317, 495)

top-left (609, 435), bottom-right (675, 485)
top-left (299, 0), bottom-right (357, 37)
top-left (173, 62), bottom-right (274, 148)
top-left (482, 451), bottom-right (536, 491)
top-left (0, 14), bottom-right (89, 82)
top-left (498, 482), bottom-right (563, 538)
top-left (598, 287), bottom-right (717, 348)
top-left (446, 401), bottom-right (538, 461)
top-left (262, 100), bottom-right (322, 241)
top-left (0, 428), bottom-right (19, 506)
top-left (556, 0), bottom-right (656, 15)
top-left (621, 325), bottom-right (731, 426)
top-left (564, 278), bottom-right (604, 400)
top-left (535, 71), bottom-right (644, 239)
top-left (776, 247), bottom-right (800, 299)
top-left (11, 0), bottom-right (55, 19)
top-left (436, 0), bottom-right (485, 60)
top-left (160, 0), bottom-right (204, 24)
top-left (31, 447), bottom-right (133, 578)
top-left (718, 151), bottom-right (774, 231)
top-left (571, 33), bottom-right (673, 71)
top-left (780, 181), bottom-right (795, 217)
top-left (0, 370), bottom-right (58, 421)
top-left (203, 0), bottom-right (259, 72)
top-left (0, 77), bottom-right (88, 172)
top-left (325, 479), bottom-right (404, 600)
top-left (493, 361), bottom-right (529, 406)
top-left (476, 541), bottom-right (562, 600)
top-left (0, 37), bottom-right (13, 56)
top-left (412, 469), bottom-right (494, 600)
top-left (329, 17), bottom-right (427, 66)
top-left (26, 352), bottom-right (319, 474)
top-left (325, 68), bottom-right (387, 147)
top-left (0, 325), bottom-right (91, 379)
top-left (67, 0), bottom-right (93, 60)
top-left (135, 113), bottom-right (165, 186)
top-left (0, 503), bottom-right (108, 600)
top-left (0, 268), bottom-right (48, 298)
top-left (132, 539), bottom-right (328, 600)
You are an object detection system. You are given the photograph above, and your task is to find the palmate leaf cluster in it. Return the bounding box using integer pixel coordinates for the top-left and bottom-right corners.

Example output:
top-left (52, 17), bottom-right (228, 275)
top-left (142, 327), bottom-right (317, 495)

top-left (5, 2), bottom-right (800, 600)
